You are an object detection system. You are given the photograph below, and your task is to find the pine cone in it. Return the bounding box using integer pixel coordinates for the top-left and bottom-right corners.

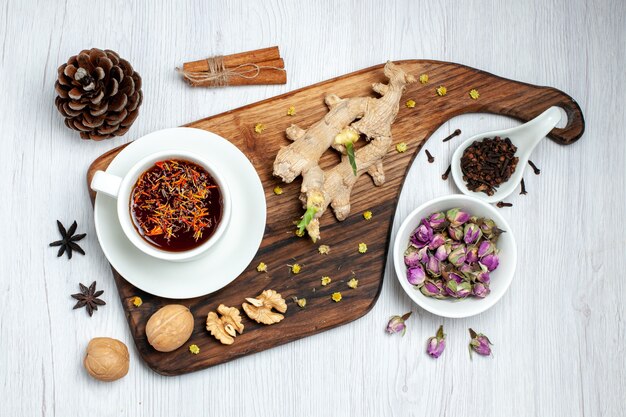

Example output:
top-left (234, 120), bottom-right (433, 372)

top-left (55, 48), bottom-right (143, 141)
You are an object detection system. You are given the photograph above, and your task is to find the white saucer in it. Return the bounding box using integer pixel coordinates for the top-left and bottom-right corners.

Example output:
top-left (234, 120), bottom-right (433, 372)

top-left (93, 127), bottom-right (266, 299)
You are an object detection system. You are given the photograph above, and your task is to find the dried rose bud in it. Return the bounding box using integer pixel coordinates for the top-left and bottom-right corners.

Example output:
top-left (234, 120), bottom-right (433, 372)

top-left (407, 265), bottom-right (426, 286)
top-left (428, 233), bottom-right (446, 250)
top-left (426, 325), bottom-right (446, 358)
top-left (427, 256), bottom-right (441, 276)
top-left (446, 281), bottom-right (472, 298)
top-left (386, 312), bottom-right (412, 336)
top-left (476, 269), bottom-right (490, 284)
top-left (447, 272), bottom-right (464, 284)
top-left (448, 225), bottom-right (464, 241)
top-left (417, 246), bottom-right (429, 263)
top-left (448, 246), bottom-right (467, 267)
top-left (404, 249), bottom-right (421, 268)
top-left (480, 253), bottom-right (500, 271)
top-left (480, 219), bottom-right (503, 240)
top-left (463, 223), bottom-right (482, 245)
top-left (427, 212), bottom-right (447, 229)
top-left (469, 328), bottom-right (493, 357)
top-left (446, 208), bottom-right (471, 227)
top-left (420, 280), bottom-right (442, 297)
top-left (434, 244), bottom-right (450, 261)
top-left (410, 222), bottom-right (433, 248)
top-left (465, 245), bottom-right (478, 263)
top-left (477, 240), bottom-right (495, 258)
top-left (472, 282), bottom-right (490, 298)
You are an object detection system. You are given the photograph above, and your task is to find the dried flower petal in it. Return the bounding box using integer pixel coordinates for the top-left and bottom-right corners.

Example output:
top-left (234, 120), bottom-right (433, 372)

top-left (318, 244), bottom-right (330, 255)
top-left (287, 106), bottom-right (296, 116)
top-left (254, 123), bottom-right (265, 134)
top-left (347, 277), bottom-right (358, 289)
top-left (358, 243), bottom-right (368, 253)
top-left (273, 186), bottom-right (283, 195)
top-left (257, 262), bottom-right (268, 272)
top-left (363, 210), bottom-right (373, 220)
top-left (321, 276), bottom-right (331, 286)
top-left (436, 86), bottom-right (447, 96)
top-left (297, 298), bottom-right (307, 308)
top-left (405, 99), bottom-right (416, 108)
top-left (419, 73), bottom-right (429, 84)
top-left (331, 292), bottom-right (342, 302)
top-left (131, 296), bottom-right (142, 307)
top-left (396, 142), bottom-right (408, 153)
top-left (469, 89), bottom-right (480, 100)
top-left (189, 344), bottom-right (200, 355)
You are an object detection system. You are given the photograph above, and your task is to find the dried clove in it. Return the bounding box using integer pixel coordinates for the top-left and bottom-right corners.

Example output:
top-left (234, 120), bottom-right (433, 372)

top-left (441, 164), bottom-right (451, 180)
top-left (442, 129), bottom-right (462, 143)
top-left (528, 160), bottom-right (541, 175)
top-left (520, 178), bottom-right (527, 195)
top-left (460, 136), bottom-right (519, 196)
top-left (496, 201), bottom-right (513, 208)
top-left (425, 149), bottom-right (435, 163)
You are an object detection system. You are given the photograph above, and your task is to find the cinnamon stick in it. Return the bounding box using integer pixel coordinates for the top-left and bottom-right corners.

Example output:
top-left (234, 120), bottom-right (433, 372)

top-left (182, 46), bottom-right (281, 73)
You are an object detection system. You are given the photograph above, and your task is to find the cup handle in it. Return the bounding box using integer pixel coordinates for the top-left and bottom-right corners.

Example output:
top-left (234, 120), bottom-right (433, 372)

top-left (90, 170), bottom-right (123, 199)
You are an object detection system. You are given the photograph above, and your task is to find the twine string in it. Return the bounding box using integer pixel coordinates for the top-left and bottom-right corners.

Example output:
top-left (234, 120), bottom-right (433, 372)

top-left (177, 55), bottom-right (285, 86)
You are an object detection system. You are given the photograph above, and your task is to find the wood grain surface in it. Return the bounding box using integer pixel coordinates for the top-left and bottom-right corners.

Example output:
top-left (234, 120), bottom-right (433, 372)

top-left (87, 60), bottom-right (584, 375)
top-left (2, 0), bottom-right (625, 416)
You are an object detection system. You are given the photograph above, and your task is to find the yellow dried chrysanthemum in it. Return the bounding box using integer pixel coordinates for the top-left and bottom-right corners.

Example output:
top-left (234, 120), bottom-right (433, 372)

top-left (436, 86), bottom-right (447, 96)
top-left (358, 243), bottom-right (368, 253)
top-left (257, 262), bottom-right (268, 272)
top-left (396, 142), bottom-right (408, 153)
top-left (469, 89), bottom-right (480, 100)
top-left (291, 264), bottom-right (302, 274)
top-left (331, 292), bottom-right (342, 302)
top-left (287, 106), bottom-right (296, 116)
top-left (297, 298), bottom-right (307, 308)
top-left (321, 276), bottom-right (331, 286)
top-left (295, 229), bottom-right (305, 237)
top-left (189, 344), bottom-right (200, 355)
top-left (254, 123), bottom-right (266, 134)
top-left (318, 244), bottom-right (330, 255)
top-left (405, 99), bottom-right (416, 108)
top-left (273, 186), bottom-right (283, 195)
top-left (363, 211), bottom-right (373, 220)
top-left (348, 278), bottom-right (359, 289)
top-left (419, 74), bottom-right (429, 84)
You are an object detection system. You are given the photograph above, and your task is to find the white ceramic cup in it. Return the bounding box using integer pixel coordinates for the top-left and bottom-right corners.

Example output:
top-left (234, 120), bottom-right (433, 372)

top-left (90, 150), bottom-right (231, 262)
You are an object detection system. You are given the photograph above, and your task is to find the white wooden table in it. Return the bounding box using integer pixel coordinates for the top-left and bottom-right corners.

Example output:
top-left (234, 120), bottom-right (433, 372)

top-left (1, 0), bottom-right (624, 415)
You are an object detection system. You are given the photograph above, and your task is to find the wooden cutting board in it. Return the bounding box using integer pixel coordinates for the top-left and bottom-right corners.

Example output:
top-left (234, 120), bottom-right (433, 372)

top-left (87, 60), bottom-right (584, 375)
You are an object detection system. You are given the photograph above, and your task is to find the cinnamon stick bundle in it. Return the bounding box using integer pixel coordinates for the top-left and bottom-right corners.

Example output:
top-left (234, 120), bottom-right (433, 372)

top-left (179, 46), bottom-right (287, 87)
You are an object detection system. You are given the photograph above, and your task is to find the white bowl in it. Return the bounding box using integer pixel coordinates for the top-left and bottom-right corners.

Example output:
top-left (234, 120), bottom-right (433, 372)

top-left (393, 194), bottom-right (517, 318)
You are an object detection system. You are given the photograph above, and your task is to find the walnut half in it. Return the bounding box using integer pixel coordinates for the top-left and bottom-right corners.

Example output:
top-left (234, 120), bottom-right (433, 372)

top-left (242, 289), bottom-right (287, 325)
top-left (206, 304), bottom-right (244, 345)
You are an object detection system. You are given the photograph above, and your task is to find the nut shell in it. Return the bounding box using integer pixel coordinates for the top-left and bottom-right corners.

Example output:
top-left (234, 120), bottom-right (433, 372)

top-left (83, 337), bottom-right (129, 382)
top-left (145, 304), bottom-right (194, 352)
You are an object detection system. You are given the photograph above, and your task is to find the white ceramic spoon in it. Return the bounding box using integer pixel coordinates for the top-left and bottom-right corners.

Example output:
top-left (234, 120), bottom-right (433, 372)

top-left (451, 106), bottom-right (562, 204)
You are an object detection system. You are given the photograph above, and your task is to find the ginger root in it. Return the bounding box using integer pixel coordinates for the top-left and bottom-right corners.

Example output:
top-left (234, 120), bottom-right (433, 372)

top-left (273, 61), bottom-right (415, 241)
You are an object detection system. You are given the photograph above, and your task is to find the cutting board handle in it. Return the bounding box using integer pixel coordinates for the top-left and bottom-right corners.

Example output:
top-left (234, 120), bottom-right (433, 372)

top-left (476, 83), bottom-right (585, 145)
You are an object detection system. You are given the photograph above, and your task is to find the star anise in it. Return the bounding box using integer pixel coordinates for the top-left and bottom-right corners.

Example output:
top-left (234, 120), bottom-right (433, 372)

top-left (49, 220), bottom-right (86, 259)
top-left (71, 281), bottom-right (106, 316)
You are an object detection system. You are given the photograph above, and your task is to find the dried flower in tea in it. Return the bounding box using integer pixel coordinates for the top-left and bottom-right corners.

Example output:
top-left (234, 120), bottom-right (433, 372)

top-left (131, 159), bottom-right (222, 252)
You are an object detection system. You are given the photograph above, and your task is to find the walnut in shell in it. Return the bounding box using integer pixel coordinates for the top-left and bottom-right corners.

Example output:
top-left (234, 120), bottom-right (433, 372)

top-left (206, 304), bottom-right (245, 345)
top-left (83, 337), bottom-right (129, 382)
top-left (242, 289), bottom-right (288, 325)
top-left (145, 305), bottom-right (194, 352)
